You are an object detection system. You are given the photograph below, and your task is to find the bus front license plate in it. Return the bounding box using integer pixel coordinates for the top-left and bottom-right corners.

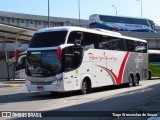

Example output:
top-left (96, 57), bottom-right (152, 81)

top-left (37, 86), bottom-right (44, 91)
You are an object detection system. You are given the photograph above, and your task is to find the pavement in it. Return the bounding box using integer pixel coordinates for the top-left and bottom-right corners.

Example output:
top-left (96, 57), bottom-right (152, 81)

top-left (0, 79), bottom-right (25, 88)
top-left (0, 79), bottom-right (160, 120)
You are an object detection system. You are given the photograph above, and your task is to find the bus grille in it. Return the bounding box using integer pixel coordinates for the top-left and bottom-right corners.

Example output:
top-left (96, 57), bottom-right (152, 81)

top-left (30, 81), bottom-right (52, 85)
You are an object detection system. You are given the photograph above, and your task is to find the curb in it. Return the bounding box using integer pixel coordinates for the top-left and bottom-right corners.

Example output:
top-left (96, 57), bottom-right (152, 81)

top-left (0, 84), bottom-right (20, 87)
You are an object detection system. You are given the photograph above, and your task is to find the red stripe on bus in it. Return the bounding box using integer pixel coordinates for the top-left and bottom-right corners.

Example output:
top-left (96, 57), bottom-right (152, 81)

top-left (98, 52), bottom-right (130, 85)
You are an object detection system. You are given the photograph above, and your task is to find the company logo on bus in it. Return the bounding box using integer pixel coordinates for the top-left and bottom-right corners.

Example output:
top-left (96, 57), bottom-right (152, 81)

top-left (135, 53), bottom-right (143, 68)
top-left (88, 52), bottom-right (117, 61)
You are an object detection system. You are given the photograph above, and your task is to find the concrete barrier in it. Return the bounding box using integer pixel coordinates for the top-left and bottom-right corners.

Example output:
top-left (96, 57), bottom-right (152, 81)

top-left (0, 61), bottom-right (15, 80)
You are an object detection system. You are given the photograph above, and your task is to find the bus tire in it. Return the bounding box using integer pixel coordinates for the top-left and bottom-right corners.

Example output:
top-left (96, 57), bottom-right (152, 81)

top-left (50, 91), bottom-right (57, 95)
top-left (148, 71), bottom-right (151, 80)
top-left (134, 74), bottom-right (140, 86)
top-left (128, 75), bottom-right (134, 87)
top-left (81, 78), bottom-right (91, 94)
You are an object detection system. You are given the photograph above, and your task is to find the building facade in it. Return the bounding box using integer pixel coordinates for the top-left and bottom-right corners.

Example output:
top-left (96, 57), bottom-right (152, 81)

top-left (0, 11), bottom-right (89, 30)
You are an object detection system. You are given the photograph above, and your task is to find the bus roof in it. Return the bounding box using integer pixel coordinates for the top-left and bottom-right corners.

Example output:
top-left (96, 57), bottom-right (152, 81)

top-left (148, 50), bottom-right (160, 54)
top-left (36, 26), bottom-right (147, 43)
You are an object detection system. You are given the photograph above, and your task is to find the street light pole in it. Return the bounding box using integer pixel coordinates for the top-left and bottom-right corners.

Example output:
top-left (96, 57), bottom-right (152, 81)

top-left (112, 5), bottom-right (117, 16)
top-left (137, 0), bottom-right (142, 17)
top-left (78, 0), bottom-right (81, 26)
top-left (48, 0), bottom-right (50, 27)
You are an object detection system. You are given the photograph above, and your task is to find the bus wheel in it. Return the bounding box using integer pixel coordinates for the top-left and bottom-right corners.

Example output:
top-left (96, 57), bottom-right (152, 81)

top-left (128, 75), bottom-right (134, 87)
top-left (134, 75), bottom-right (140, 86)
top-left (81, 78), bottom-right (91, 94)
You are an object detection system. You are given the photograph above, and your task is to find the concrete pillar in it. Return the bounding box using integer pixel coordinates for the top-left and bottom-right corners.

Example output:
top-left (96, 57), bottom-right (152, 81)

top-left (3, 38), bottom-right (8, 61)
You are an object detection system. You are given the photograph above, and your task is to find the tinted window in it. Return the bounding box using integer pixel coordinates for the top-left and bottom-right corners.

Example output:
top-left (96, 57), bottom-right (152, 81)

top-left (127, 40), bottom-right (147, 53)
top-left (68, 31), bottom-right (99, 49)
top-left (98, 36), bottom-right (109, 49)
top-left (68, 31), bottom-right (84, 46)
top-left (99, 15), bottom-right (149, 26)
top-left (26, 50), bottom-right (62, 77)
top-left (148, 20), bottom-right (156, 30)
top-left (29, 31), bottom-right (67, 48)
top-left (107, 37), bottom-right (124, 51)
top-left (98, 36), bottom-right (124, 51)
top-left (100, 15), bottom-right (120, 23)
top-left (149, 54), bottom-right (160, 62)
top-left (63, 46), bottom-right (83, 71)
top-left (68, 31), bottom-right (125, 51)
top-left (83, 32), bottom-right (99, 49)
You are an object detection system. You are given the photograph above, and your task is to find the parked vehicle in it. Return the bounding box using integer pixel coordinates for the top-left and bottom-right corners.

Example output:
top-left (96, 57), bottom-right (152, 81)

top-left (14, 46), bottom-right (28, 79)
top-left (26, 26), bottom-right (148, 94)
top-left (89, 14), bottom-right (157, 32)
top-left (148, 50), bottom-right (160, 79)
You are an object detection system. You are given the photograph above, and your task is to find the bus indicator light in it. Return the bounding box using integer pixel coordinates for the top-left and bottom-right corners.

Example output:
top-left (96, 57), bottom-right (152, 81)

top-left (56, 47), bottom-right (62, 59)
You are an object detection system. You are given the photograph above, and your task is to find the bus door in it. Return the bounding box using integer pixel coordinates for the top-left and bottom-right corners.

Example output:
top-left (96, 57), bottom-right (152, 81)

top-left (63, 46), bottom-right (83, 90)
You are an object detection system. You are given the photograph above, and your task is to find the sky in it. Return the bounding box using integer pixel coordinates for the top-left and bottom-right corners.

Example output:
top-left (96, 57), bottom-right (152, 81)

top-left (0, 0), bottom-right (160, 25)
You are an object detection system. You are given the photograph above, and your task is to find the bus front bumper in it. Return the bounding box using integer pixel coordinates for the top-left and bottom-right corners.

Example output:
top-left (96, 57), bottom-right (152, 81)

top-left (26, 80), bottom-right (64, 92)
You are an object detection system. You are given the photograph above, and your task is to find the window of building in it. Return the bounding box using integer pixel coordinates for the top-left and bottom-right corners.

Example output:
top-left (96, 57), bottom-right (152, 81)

top-left (1, 18), bottom-right (4, 21)
top-left (55, 22), bottom-right (63, 26)
top-left (21, 19), bottom-right (24, 23)
top-left (39, 21), bottom-right (42, 25)
top-left (12, 19), bottom-right (15, 22)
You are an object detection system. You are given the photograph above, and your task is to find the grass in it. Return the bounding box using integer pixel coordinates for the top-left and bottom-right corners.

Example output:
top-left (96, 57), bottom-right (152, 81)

top-left (149, 64), bottom-right (160, 77)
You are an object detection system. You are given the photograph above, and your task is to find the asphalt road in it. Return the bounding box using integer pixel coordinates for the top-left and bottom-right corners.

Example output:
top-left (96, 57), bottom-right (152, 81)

top-left (0, 79), bottom-right (160, 120)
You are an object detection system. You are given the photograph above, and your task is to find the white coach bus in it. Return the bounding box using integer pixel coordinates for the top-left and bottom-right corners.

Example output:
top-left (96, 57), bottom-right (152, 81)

top-left (89, 14), bottom-right (156, 32)
top-left (26, 26), bottom-right (148, 94)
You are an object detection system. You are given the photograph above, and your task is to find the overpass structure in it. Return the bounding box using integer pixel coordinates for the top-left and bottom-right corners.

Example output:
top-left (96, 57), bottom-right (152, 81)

top-left (119, 31), bottom-right (160, 49)
top-left (0, 22), bottom-right (35, 61)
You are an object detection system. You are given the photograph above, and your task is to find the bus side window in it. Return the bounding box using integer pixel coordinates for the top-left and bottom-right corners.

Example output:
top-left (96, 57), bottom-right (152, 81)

top-left (107, 37), bottom-right (124, 51)
top-left (98, 35), bottom-right (110, 50)
top-left (127, 40), bottom-right (147, 53)
top-left (68, 31), bottom-right (84, 46)
top-left (126, 40), bottom-right (135, 52)
top-left (83, 32), bottom-right (99, 50)
top-left (135, 42), bottom-right (147, 53)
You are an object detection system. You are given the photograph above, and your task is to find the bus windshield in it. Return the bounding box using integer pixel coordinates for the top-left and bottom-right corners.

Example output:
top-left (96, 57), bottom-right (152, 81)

top-left (29, 31), bottom-right (67, 48)
top-left (149, 54), bottom-right (160, 63)
top-left (148, 20), bottom-right (156, 30)
top-left (26, 50), bottom-right (62, 77)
